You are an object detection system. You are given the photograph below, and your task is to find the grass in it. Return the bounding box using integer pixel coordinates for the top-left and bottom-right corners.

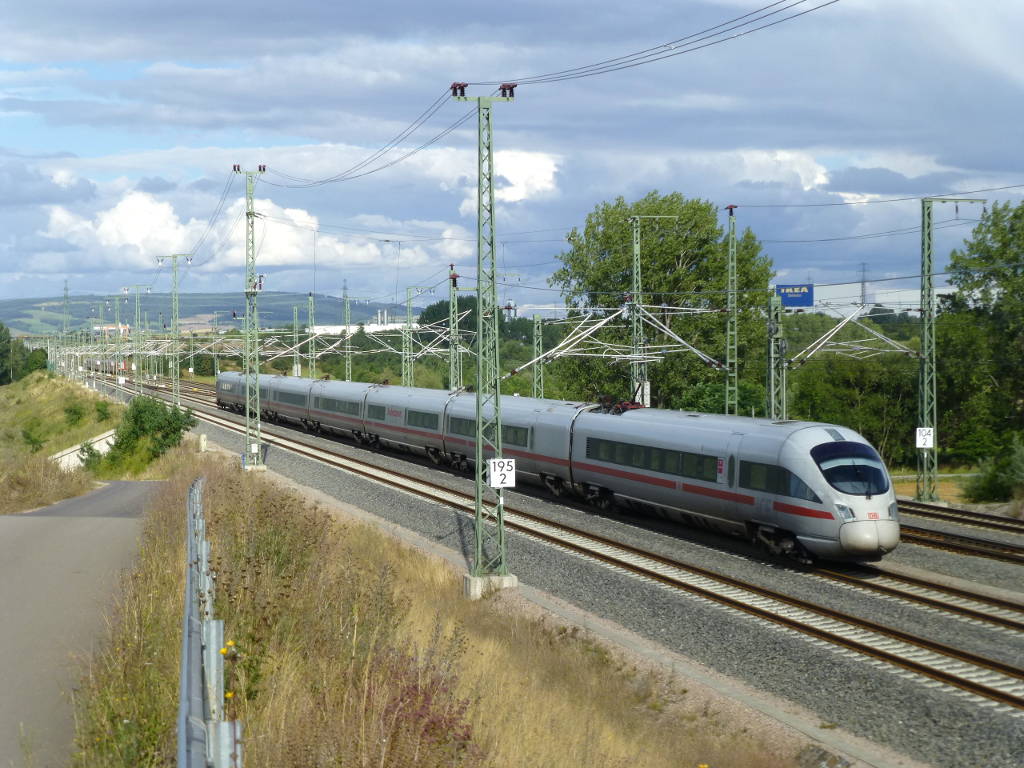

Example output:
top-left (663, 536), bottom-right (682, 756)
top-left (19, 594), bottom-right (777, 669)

top-left (891, 476), bottom-right (969, 503)
top-left (75, 447), bottom-right (800, 768)
top-left (0, 372), bottom-right (126, 515)
top-left (0, 371), bottom-right (124, 459)
top-left (71, 447), bottom-right (197, 766)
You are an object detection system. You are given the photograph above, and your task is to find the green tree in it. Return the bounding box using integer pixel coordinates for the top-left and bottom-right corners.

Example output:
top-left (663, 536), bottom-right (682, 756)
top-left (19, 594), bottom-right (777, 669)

top-left (0, 323), bottom-right (31, 385)
top-left (549, 191), bottom-right (773, 410)
top-left (946, 200), bottom-right (1024, 434)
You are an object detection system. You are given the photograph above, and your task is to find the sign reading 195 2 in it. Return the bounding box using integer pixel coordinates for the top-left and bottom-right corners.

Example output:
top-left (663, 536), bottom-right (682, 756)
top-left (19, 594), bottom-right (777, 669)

top-left (487, 458), bottom-right (517, 488)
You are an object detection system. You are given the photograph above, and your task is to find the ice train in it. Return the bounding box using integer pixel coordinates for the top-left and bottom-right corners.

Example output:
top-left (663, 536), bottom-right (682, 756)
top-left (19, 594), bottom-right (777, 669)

top-left (216, 372), bottom-right (900, 562)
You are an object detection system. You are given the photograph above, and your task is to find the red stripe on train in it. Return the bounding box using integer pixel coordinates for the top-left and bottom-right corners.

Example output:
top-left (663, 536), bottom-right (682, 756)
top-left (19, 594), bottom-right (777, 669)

top-left (682, 483), bottom-right (755, 505)
top-left (773, 500), bottom-right (833, 520)
top-left (574, 461), bottom-right (676, 489)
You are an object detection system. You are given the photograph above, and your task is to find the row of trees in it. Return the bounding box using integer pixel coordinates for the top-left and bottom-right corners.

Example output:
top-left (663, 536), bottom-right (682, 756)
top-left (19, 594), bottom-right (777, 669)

top-left (293, 193), bottom-right (1019, 476)
top-left (0, 323), bottom-right (47, 386)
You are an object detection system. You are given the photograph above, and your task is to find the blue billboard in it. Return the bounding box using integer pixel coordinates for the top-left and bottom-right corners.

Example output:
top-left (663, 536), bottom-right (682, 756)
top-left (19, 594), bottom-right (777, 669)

top-left (776, 283), bottom-right (814, 308)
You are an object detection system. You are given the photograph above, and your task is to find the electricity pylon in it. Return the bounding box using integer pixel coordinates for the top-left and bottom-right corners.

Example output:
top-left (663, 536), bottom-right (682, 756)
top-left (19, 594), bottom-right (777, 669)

top-left (127, 284), bottom-right (149, 395)
top-left (292, 306), bottom-right (301, 376)
top-left (403, 286), bottom-right (432, 387)
top-left (916, 196), bottom-right (983, 501)
top-left (453, 81), bottom-right (516, 588)
top-left (628, 215), bottom-right (677, 406)
top-left (234, 163), bottom-right (267, 470)
top-left (768, 294), bottom-right (787, 420)
top-left (725, 205), bottom-right (738, 415)
top-left (448, 265), bottom-right (463, 391)
top-left (114, 291), bottom-right (125, 381)
top-left (342, 284), bottom-right (371, 382)
top-left (532, 314), bottom-right (544, 398)
top-left (307, 292), bottom-right (316, 379)
top-left (159, 254), bottom-right (189, 408)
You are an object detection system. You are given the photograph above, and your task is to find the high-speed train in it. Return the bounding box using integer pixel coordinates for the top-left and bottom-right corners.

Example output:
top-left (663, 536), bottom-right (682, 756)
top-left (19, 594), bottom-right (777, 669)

top-left (216, 372), bottom-right (900, 562)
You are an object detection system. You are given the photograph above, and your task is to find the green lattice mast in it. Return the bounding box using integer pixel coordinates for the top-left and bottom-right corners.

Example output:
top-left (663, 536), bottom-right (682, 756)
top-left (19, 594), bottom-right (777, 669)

top-left (453, 81), bottom-right (515, 581)
top-left (234, 163), bottom-right (266, 469)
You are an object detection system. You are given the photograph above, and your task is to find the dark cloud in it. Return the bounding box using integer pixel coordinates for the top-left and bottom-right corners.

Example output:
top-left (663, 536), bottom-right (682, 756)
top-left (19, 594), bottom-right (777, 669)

top-left (0, 158), bottom-right (95, 206)
top-left (136, 176), bottom-right (176, 193)
top-left (188, 177), bottom-right (222, 193)
top-left (824, 167), bottom-right (967, 196)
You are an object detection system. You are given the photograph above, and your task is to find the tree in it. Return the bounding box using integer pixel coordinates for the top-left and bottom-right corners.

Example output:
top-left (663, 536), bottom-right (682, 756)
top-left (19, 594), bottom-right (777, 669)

top-left (946, 200), bottom-right (1024, 435)
top-left (548, 191), bottom-right (773, 410)
top-left (0, 322), bottom-right (33, 385)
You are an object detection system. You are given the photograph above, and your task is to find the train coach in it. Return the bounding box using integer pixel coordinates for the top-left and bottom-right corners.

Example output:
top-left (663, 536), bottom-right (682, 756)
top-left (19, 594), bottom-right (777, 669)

top-left (216, 372), bottom-right (899, 562)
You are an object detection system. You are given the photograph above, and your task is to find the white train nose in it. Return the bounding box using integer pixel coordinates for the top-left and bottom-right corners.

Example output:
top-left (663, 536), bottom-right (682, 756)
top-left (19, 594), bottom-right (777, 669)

top-left (839, 520), bottom-right (900, 555)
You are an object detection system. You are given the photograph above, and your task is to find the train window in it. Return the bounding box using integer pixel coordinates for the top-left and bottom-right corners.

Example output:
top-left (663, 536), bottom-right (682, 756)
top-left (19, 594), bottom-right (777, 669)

top-left (501, 424), bottom-right (530, 447)
top-left (278, 391), bottom-right (306, 406)
top-left (259, 387), bottom-right (268, 400)
top-left (728, 456), bottom-right (736, 488)
top-left (449, 416), bottom-right (475, 437)
top-left (407, 410), bottom-right (439, 430)
top-left (810, 441), bottom-right (889, 496)
top-left (367, 404), bottom-right (386, 421)
top-left (788, 473), bottom-right (821, 503)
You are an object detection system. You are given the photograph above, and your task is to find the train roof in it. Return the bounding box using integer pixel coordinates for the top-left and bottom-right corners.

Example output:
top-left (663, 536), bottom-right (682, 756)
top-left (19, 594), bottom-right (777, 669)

top-left (611, 407), bottom-right (858, 439)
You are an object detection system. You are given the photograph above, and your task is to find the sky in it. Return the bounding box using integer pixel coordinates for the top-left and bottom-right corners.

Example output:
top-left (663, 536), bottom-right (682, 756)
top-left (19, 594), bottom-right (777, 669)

top-left (1, 0), bottom-right (1021, 317)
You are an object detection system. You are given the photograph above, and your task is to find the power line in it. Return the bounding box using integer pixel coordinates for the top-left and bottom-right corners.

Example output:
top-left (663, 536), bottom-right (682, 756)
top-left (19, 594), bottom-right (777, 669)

top-left (471, 0), bottom-right (838, 85)
top-left (735, 183), bottom-right (1024, 208)
top-left (261, 3), bottom-right (838, 188)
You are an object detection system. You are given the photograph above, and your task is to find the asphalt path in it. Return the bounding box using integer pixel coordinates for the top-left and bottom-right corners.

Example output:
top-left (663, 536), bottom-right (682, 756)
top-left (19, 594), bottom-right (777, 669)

top-left (0, 481), bottom-right (156, 768)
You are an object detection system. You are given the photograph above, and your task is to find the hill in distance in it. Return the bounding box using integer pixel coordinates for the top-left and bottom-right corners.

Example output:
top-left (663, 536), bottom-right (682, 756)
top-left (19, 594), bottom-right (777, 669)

top-left (0, 292), bottom-right (419, 336)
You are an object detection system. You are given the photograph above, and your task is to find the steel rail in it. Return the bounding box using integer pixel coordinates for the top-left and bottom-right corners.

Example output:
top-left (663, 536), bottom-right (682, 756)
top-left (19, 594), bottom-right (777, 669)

top-left (812, 567), bottom-right (1024, 633)
top-left (900, 526), bottom-right (1024, 566)
top-left (898, 499), bottom-right (1024, 535)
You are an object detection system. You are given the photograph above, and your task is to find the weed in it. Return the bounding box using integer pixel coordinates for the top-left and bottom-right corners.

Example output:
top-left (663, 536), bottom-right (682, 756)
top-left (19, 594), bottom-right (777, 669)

top-left (21, 423), bottom-right (44, 452)
top-left (64, 400), bottom-right (85, 426)
top-left (962, 433), bottom-right (1024, 502)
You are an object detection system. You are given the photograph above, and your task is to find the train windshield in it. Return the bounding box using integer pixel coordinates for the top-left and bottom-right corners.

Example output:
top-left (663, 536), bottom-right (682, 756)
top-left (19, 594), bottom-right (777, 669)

top-left (810, 441), bottom-right (889, 496)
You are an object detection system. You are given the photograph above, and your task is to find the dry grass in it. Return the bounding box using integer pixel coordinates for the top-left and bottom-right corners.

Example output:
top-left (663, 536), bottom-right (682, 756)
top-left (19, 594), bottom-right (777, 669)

top-left (0, 371), bottom-right (124, 459)
top-left (0, 371), bottom-right (126, 514)
top-left (74, 448), bottom-right (801, 767)
top-left (0, 452), bottom-right (95, 515)
top-left (72, 446), bottom-right (203, 766)
top-left (891, 476), bottom-right (969, 503)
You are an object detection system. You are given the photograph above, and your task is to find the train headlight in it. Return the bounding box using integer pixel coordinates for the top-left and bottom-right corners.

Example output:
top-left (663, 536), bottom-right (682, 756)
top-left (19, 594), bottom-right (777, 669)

top-left (888, 502), bottom-right (898, 520)
top-left (835, 503), bottom-right (855, 521)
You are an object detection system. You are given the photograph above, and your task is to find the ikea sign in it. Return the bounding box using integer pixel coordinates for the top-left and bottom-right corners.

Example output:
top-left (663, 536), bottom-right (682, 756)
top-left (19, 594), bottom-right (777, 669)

top-left (776, 283), bottom-right (814, 308)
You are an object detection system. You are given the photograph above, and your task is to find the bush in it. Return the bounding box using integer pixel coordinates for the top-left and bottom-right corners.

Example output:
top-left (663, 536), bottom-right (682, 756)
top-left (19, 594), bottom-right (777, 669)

top-left (962, 433), bottom-right (1024, 502)
top-left (64, 400), bottom-right (85, 426)
top-left (95, 401), bottom-right (110, 422)
top-left (103, 397), bottom-right (195, 473)
top-left (21, 419), bottom-right (44, 452)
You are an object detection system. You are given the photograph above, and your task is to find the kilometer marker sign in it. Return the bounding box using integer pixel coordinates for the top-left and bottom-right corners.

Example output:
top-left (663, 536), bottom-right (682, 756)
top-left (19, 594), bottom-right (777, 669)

top-left (487, 458), bottom-right (516, 488)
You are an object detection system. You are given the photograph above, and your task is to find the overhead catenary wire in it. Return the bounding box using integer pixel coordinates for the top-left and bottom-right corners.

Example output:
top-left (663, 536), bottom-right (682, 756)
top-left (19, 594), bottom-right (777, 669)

top-left (260, 2), bottom-right (840, 188)
top-left (472, 0), bottom-right (839, 85)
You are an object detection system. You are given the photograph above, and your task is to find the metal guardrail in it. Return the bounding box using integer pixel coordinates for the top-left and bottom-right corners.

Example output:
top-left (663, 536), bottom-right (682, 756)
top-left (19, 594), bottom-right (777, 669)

top-left (178, 478), bottom-right (243, 768)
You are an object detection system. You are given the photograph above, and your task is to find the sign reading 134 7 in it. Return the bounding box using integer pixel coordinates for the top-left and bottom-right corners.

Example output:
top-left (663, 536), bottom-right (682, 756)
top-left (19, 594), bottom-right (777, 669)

top-left (487, 458), bottom-right (516, 488)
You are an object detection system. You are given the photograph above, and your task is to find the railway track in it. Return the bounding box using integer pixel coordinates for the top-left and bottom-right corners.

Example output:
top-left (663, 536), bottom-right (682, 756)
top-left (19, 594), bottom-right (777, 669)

top-left (94, 374), bottom-right (1024, 713)
top-left (811, 566), bottom-right (1024, 633)
top-left (898, 526), bottom-right (1024, 566)
top-left (898, 498), bottom-right (1024, 535)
